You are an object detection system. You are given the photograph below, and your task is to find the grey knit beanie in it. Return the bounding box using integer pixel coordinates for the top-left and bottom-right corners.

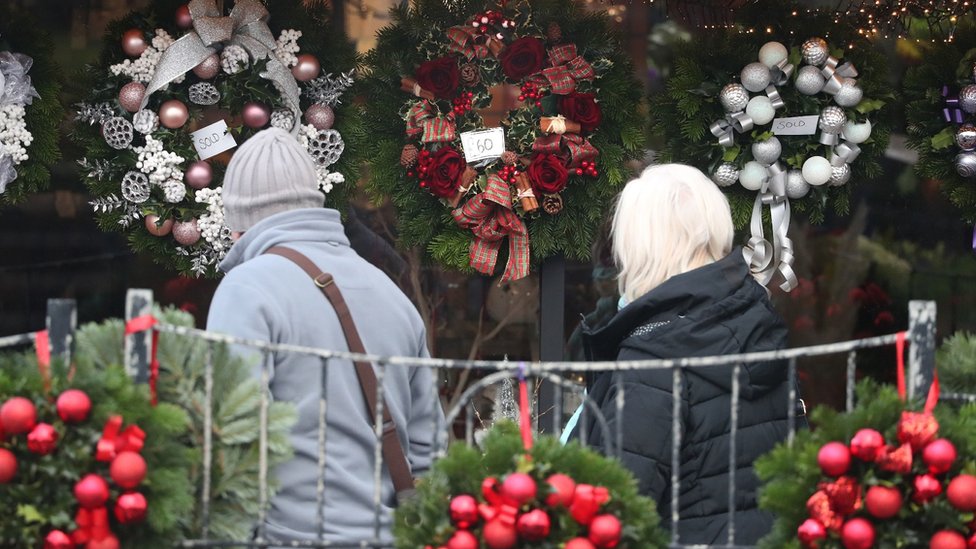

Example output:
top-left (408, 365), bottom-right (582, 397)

top-left (222, 127), bottom-right (322, 232)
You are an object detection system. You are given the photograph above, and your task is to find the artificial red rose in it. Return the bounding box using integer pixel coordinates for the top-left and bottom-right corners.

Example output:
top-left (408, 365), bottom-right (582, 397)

top-left (559, 92), bottom-right (602, 133)
top-left (499, 37), bottom-right (546, 80)
top-left (426, 146), bottom-right (467, 198)
top-left (528, 153), bottom-right (569, 195)
top-left (415, 56), bottom-right (460, 100)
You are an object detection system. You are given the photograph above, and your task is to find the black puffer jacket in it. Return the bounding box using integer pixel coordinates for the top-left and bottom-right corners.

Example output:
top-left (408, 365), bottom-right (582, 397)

top-left (572, 250), bottom-right (797, 546)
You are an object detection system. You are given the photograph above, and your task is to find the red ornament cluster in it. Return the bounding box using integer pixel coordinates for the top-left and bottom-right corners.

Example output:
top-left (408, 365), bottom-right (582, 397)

top-left (411, 149), bottom-right (433, 189)
top-left (469, 10), bottom-right (515, 39)
top-left (429, 472), bottom-right (624, 549)
top-left (798, 413), bottom-right (976, 549)
top-left (497, 164), bottom-right (522, 185)
top-left (452, 91), bottom-right (475, 115)
top-left (575, 160), bottom-right (599, 178)
top-left (518, 82), bottom-right (545, 109)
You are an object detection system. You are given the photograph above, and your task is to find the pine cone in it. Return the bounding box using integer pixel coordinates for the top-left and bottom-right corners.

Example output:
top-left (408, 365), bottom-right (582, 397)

top-left (501, 151), bottom-right (518, 165)
top-left (547, 22), bottom-right (562, 44)
top-left (400, 144), bottom-right (419, 167)
top-left (542, 193), bottom-right (563, 215)
top-left (460, 63), bottom-right (480, 86)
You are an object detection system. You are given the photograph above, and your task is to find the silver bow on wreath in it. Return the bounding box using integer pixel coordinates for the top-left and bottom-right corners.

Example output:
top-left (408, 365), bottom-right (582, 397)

top-left (0, 51), bottom-right (40, 193)
top-left (139, 0), bottom-right (301, 130)
top-left (742, 162), bottom-right (797, 292)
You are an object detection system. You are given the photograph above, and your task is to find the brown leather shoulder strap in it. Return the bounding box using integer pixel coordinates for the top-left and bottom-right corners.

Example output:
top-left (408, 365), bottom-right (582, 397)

top-left (263, 246), bottom-right (416, 498)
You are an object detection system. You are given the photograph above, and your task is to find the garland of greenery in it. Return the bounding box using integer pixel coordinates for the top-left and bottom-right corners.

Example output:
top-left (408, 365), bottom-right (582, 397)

top-left (73, 0), bottom-right (363, 277)
top-left (0, 5), bottom-right (63, 204)
top-left (935, 331), bottom-right (976, 395)
top-left (755, 380), bottom-right (976, 548)
top-left (904, 22), bottom-right (976, 223)
top-left (394, 422), bottom-right (666, 549)
top-left (362, 0), bottom-right (646, 276)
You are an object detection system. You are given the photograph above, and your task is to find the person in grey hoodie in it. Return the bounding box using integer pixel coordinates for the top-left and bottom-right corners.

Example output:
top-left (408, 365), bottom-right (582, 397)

top-left (206, 127), bottom-right (444, 545)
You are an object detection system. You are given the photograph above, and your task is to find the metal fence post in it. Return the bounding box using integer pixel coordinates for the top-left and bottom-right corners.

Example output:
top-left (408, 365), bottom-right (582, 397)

top-left (908, 300), bottom-right (937, 402)
top-left (125, 289), bottom-right (154, 383)
top-left (45, 299), bottom-right (77, 365)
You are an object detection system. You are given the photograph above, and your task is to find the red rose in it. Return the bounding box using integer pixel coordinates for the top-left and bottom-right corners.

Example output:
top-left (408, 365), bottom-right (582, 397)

top-left (559, 92), bottom-right (602, 133)
top-left (528, 153), bottom-right (569, 195)
top-left (415, 56), bottom-right (460, 100)
top-left (425, 146), bottom-right (467, 198)
top-left (499, 37), bottom-right (546, 81)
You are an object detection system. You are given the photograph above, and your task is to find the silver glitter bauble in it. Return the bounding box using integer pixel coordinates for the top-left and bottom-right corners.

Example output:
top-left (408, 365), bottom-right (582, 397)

top-left (305, 129), bottom-right (345, 167)
top-left (740, 62), bottom-right (771, 93)
top-left (220, 45), bottom-right (249, 75)
top-left (121, 171), bottom-right (150, 203)
top-left (711, 163), bottom-right (739, 187)
top-left (102, 116), bottom-right (134, 150)
top-left (833, 78), bottom-right (863, 108)
top-left (751, 136), bottom-right (782, 165)
top-left (795, 65), bottom-right (826, 95)
top-left (785, 170), bottom-right (810, 199)
top-left (132, 109), bottom-right (158, 134)
top-left (270, 109), bottom-right (295, 131)
top-left (960, 85), bottom-right (976, 114)
top-left (829, 163), bottom-right (851, 186)
top-left (956, 123), bottom-right (976, 151)
top-left (956, 152), bottom-right (976, 178)
top-left (819, 106), bottom-right (847, 133)
top-left (188, 82), bottom-right (220, 105)
top-left (162, 180), bottom-right (187, 203)
top-left (801, 37), bottom-right (829, 66)
top-left (719, 83), bottom-right (749, 113)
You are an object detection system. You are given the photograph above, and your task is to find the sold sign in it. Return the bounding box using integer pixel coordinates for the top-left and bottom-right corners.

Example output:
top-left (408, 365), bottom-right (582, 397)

top-left (191, 120), bottom-right (238, 160)
top-left (459, 127), bottom-right (505, 163)
top-left (770, 115), bottom-right (819, 136)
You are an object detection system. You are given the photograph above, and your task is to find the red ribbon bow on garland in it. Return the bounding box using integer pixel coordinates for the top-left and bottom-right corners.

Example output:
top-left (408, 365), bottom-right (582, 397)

top-left (532, 44), bottom-right (594, 96)
top-left (894, 331), bottom-right (940, 413)
top-left (452, 174), bottom-right (530, 283)
top-left (96, 415), bottom-right (146, 462)
top-left (479, 477), bottom-right (521, 527)
top-left (405, 101), bottom-right (457, 144)
top-left (533, 133), bottom-right (598, 169)
top-left (124, 314), bottom-right (160, 405)
top-left (446, 25), bottom-right (497, 61)
top-left (71, 507), bottom-right (111, 546)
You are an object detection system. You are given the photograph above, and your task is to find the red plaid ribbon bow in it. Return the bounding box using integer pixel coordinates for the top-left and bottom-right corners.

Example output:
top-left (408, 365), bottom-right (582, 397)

top-left (96, 415), bottom-right (146, 462)
top-left (535, 44), bottom-right (594, 95)
top-left (452, 174), bottom-right (530, 283)
top-left (533, 133), bottom-right (599, 169)
top-left (405, 100), bottom-right (456, 144)
top-left (446, 25), bottom-right (494, 60)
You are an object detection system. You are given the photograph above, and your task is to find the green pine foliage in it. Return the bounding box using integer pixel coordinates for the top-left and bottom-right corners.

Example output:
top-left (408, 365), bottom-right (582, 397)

top-left (394, 422), bottom-right (667, 549)
top-left (936, 331), bottom-right (976, 395)
top-left (0, 5), bottom-right (64, 204)
top-left (361, 0), bottom-right (647, 272)
top-left (649, 1), bottom-right (892, 227)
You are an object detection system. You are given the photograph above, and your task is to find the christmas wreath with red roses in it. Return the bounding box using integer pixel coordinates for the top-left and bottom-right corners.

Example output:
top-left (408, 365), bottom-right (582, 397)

top-left (363, 0), bottom-right (646, 279)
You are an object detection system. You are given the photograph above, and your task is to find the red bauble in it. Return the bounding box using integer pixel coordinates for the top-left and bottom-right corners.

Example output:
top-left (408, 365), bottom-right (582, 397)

top-left (516, 509), bottom-right (551, 541)
top-left (840, 518), bottom-right (875, 549)
top-left (931, 530), bottom-right (967, 549)
top-left (588, 514), bottom-right (622, 549)
top-left (947, 475), bottom-right (976, 511)
top-left (913, 474), bottom-right (943, 504)
top-left (923, 439), bottom-right (958, 475)
top-left (27, 423), bottom-right (58, 455)
top-left (74, 474), bottom-right (110, 509)
top-left (56, 389), bottom-right (92, 423)
top-left (0, 448), bottom-right (17, 483)
top-left (482, 519), bottom-right (518, 549)
top-left (446, 529), bottom-right (478, 549)
top-left (449, 494), bottom-right (479, 529)
top-left (114, 492), bottom-right (148, 524)
top-left (566, 538), bottom-right (597, 549)
top-left (850, 429), bottom-right (885, 462)
top-left (86, 534), bottom-right (120, 549)
top-left (967, 532), bottom-right (976, 549)
top-left (797, 518), bottom-right (827, 548)
top-left (0, 397), bottom-right (37, 434)
top-left (43, 530), bottom-right (73, 549)
top-left (501, 472), bottom-right (537, 505)
top-left (865, 486), bottom-right (902, 519)
top-left (546, 473), bottom-right (577, 507)
top-left (110, 451), bottom-right (147, 489)
top-left (818, 442), bottom-right (852, 477)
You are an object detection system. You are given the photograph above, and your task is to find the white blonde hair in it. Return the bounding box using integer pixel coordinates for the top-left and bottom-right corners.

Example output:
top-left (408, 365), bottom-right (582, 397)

top-left (612, 163), bottom-right (734, 302)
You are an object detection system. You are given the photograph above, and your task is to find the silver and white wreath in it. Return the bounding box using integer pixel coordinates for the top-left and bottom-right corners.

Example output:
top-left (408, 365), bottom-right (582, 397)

top-left (0, 50), bottom-right (39, 193)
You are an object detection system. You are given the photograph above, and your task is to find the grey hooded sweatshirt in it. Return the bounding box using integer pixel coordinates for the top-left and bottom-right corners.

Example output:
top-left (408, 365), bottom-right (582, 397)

top-left (206, 207), bottom-right (443, 544)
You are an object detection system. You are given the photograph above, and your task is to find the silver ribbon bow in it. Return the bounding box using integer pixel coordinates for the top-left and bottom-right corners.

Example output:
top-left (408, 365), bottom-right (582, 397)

top-left (710, 111), bottom-right (754, 148)
top-left (820, 56), bottom-right (858, 96)
top-left (831, 141), bottom-right (861, 165)
top-left (0, 51), bottom-right (39, 107)
top-left (770, 57), bottom-right (794, 87)
top-left (765, 85), bottom-right (785, 110)
top-left (0, 153), bottom-right (16, 194)
top-left (139, 0), bottom-right (301, 132)
top-left (742, 162), bottom-right (798, 292)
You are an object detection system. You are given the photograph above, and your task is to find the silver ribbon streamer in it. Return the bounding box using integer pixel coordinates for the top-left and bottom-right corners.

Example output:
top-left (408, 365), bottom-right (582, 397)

top-left (0, 51), bottom-right (39, 107)
top-left (819, 56), bottom-right (857, 96)
top-left (742, 162), bottom-right (798, 292)
top-left (0, 153), bottom-right (16, 194)
top-left (139, 0), bottom-right (301, 133)
top-left (710, 112), bottom-right (754, 148)
top-left (831, 142), bottom-right (861, 166)
top-left (765, 85), bottom-right (785, 110)
top-left (770, 57), bottom-right (794, 87)
top-left (819, 130), bottom-right (840, 146)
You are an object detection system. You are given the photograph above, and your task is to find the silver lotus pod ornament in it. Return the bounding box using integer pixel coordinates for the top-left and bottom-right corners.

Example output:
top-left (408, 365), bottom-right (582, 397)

top-left (121, 171), bottom-right (150, 203)
top-left (188, 82), bottom-right (220, 106)
top-left (102, 117), bottom-right (134, 150)
top-left (305, 129), bottom-right (345, 168)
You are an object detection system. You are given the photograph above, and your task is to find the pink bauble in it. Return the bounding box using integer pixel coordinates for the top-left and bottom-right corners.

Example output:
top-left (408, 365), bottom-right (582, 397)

top-left (173, 219), bottom-right (201, 246)
top-left (923, 439), bottom-right (957, 474)
top-left (121, 29), bottom-right (148, 57)
top-left (817, 441), bottom-right (852, 477)
top-left (292, 54), bottom-right (321, 82)
top-left (118, 82), bottom-right (146, 113)
top-left (145, 215), bottom-right (174, 237)
top-left (159, 99), bottom-right (189, 129)
top-left (840, 518), bottom-right (875, 549)
top-left (193, 54), bottom-right (220, 80)
top-left (184, 161), bottom-right (213, 189)
top-left (500, 472), bottom-right (537, 505)
top-left (175, 4), bottom-right (193, 29)
top-left (242, 102), bottom-right (271, 129)
top-left (304, 104), bottom-right (335, 130)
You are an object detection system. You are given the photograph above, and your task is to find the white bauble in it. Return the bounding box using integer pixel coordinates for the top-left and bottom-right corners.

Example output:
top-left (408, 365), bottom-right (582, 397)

top-left (746, 96), bottom-right (776, 125)
top-left (833, 78), bottom-right (864, 108)
top-left (739, 161), bottom-right (768, 191)
top-left (741, 62), bottom-right (771, 93)
top-left (795, 65), bottom-right (826, 95)
top-left (785, 170), bottom-right (810, 199)
top-left (758, 42), bottom-right (788, 68)
top-left (841, 120), bottom-right (872, 144)
top-left (802, 156), bottom-right (832, 186)
top-left (751, 136), bottom-right (782, 165)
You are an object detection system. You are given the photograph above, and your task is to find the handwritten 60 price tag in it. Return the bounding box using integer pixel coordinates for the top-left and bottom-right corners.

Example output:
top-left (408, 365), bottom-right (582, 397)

top-left (191, 120), bottom-right (238, 160)
top-left (459, 128), bottom-right (505, 163)
top-left (770, 115), bottom-right (819, 136)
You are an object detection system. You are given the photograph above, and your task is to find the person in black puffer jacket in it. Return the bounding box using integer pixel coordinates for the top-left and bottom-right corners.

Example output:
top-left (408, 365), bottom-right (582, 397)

top-left (568, 164), bottom-right (802, 546)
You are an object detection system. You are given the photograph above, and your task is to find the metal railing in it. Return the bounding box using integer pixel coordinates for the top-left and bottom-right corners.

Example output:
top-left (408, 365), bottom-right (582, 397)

top-left (0, 293), bottom-right (945, 549)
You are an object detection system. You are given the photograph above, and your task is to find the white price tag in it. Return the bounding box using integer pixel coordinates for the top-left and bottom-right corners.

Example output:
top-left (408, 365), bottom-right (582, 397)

top-left (459, 128), bottom-right (505, 163)
top-left (191, 120), bottom-right (237, 160)
top-left (771, 115), bottom-right (819, 136)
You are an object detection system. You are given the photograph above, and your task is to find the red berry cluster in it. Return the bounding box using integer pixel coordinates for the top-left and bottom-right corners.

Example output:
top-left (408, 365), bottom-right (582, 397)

top-left (497, 164), bottom-right (521, 185)
top-left (470, 10), bottom-right (514, 39)
top-left (575, 161), bottom-right (599, 178)
top-left (408, 149), bottom-right (434, 189)
top-left (518, 82), bottom-right (544, 109)
top-left (452, 92), bottom-right (475, 115)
